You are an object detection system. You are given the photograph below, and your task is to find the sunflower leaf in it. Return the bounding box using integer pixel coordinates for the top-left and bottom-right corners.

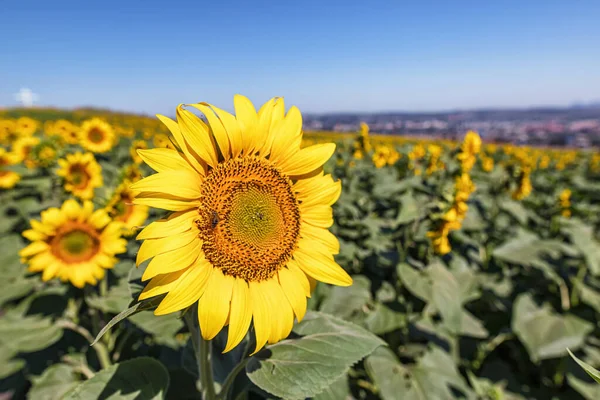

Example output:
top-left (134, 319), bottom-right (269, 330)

top-left (246, 311), bottom-right (385, 400)
top-left (62, 357), bottom-right (169, 400)
top-left (568, 349), bottom-right (600, 384)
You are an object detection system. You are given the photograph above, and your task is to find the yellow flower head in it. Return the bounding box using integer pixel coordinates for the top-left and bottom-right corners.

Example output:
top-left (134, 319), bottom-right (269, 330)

top-left (130, 140), bottom-right (148, 164)
top-left (11, 136), bottom-right (40, 164)
top-left (56, 152), bottom-right (103, 200)
top-left (29, 141), bottom-right (60, 168)
top-left (482, 156), bottom-right (494, 172)
top-left (0, 148), bottom-right (21, 189)
top-left (19, 199), bottom-right (127, 288)
top-left (372, 145), bottom-right (390, 168)
top-left (15, 117), bottom-right (39, 137)
top-left (461, 131), bottom-right (482, 155)
top-left (47, 119), bottom-right (80, 144)
top-left (79, 118), bottom-right (116, 153)
top-left (106, 182), bottom-right (149, 237)
top-left (0, 119), bottom-right (17, 144)
top-left (131, 95), bottom-right (350, 354)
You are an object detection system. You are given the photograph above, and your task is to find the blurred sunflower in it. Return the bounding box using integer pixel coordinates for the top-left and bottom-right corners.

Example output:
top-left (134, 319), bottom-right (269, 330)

top-left (106, 182), bottom-right (149, 236)
top-left (15, 117), bottom-right (39, 137)
top-left (123, 164), bottom-right (143, 183)
top-left (130, 140), bottom-right (148, 164)
top-left (132, 95), bottom-right (351, 353)
top-left (57, 152), bottom-right (103, 200)
top-left (0, 148), bottom-right (20, 189)
top-left (79, 118), bottom-right (116, 153)
top-left (19, 199), bottom-right (127, 288)
top-left (48, 119), bottom-right (80, 144)
top-left (0, 119), bottom-right (17, 144)
top-left (12, 136), bottom-right (40, 164)
top-left (29, 140), bottom-right (60, 168)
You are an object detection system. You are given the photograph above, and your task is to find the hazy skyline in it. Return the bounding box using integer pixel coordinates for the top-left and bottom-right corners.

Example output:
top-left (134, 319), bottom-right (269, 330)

top-left (1, 0), bottom-right (599, 114)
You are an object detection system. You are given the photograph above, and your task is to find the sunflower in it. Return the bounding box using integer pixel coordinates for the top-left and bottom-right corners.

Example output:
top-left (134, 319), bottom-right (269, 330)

top-left (0, 148), bottom-right (20, 189)
top-left (15, 117), bottom-right (39, 137)
top-left (57, 152), bottom-right (103, 200)
top-left (19, 199), bottom-right (127, 288)
top-left (0, 119), bottom-right (17, 144)
top-left (132, 95), bottom-right (351, 353)
top-left (130, 140), bottom-right (148, 164)
top-left (48, 119), bottom-right (80, 144)
top-left (106, 182), bottom-right (149, 236)
top-left (29, 140), bottom-right (60, 168)
top-left (79, 118), bottom-right (116, 153)
top-left (11, 136), bottom-right (40, 164)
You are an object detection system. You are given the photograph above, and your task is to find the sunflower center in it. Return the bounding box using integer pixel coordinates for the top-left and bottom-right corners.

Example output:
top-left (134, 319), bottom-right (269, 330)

top-left (69, 164), bottom-right (91, 188)
top-left (196, 157), bottom-right (300, 282)
top-left (51, 225), bottom-right (100, 263)
top-left (88, 128), bottom-right (105, 143)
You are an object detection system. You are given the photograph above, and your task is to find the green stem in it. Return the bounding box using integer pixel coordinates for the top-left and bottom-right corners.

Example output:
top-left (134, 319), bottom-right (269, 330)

top-left (184, 308), bottom-right (216, 400)
top-left (217, 358), bottom-right (249, 400)
top-left (58, 320), bottom-right (112, 370)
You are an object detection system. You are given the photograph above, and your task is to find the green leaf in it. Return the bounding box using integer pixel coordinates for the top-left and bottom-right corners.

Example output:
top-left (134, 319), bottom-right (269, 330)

top-left (63, 357), bottom-right (170, 400)
top-left (246, 311), bottom-right (385, 400)
top-left (397, 263), bottom-right (432, 302)
top-left (500, 199), bottom-right (529, 225)
top-left (568, 349), bottom-right (600, 384)
top-left (429, 263), bottom-right (462, 334)
top-left (0, 314), bottom-right (63, 353)
top-left (85, 278), bottom-right (132, 314)
top-left (396, 191), bottom-right (419, 224)
top-left (363, 303), bottom-right (406, 335)
top-left (364, 346), bottom-right (472, 400)
top-left (568, 374), bottom-right (600, 400)
top-left (562, 218), bottom-right (600, 276)
top-left (28, 364), bottom-right (80, 400)
top-left (319, 275), bottom-right (371, 320)
top-left (313, 375), bottom-right (350, 400)
top-left (129, 312), bottom-right (184, 348)
top-left (91, 297), bottom-right (163, 346)
top-left (493, 228), bottom-right (578, 267)
top-left (512, 294), bottom-right (593, 362)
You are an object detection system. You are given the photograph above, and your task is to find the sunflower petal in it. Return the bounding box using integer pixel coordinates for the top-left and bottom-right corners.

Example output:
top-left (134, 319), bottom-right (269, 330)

top-left (139, 268), bottom-right (189, 301)
top-left (300, 204), bottom-right (333, 228)
top-left (224, 279), bottom-right (252, 353)
top-left (175, 106), bottom-right (219, 168)
top-left (136, 229), bottom-right (197, 265)
top-left (189, 103), bottom-right (232, 160)
top-left (294, 247), bottom-right (353, 287)
top-left (137, 148), bottom-right (196, 173)
top-left (278, 267), bottom-right (307, 322)
top-left (280, 143), bottom-right (336, 177)
top-left (269, 106), bottom-right (303, 165)
top-left (130, 170), bottom-right (202, 199)
top-left (233, 94), bottom-right (258, 155)
top-left (154, 258), bottom-right (212, 315)
top-left (249, 281), bottom-right (270, 354)
top-left (142, 238), bottom-right (202, 280)
top-left (136, 210), bottom-right (197, 240)
top-left (198, 268), bottom-right (234, 340)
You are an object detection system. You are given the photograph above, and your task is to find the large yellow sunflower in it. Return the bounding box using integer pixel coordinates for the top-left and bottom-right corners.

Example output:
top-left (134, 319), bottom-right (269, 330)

top-left (131, 95), bottom-right (351, 353)
top-left (19, 199), bottom-right (127, 288)
top-left (106, 182), bottom-right (149, 236)
top-left (79, 118), bottom-right (116, 153)
top-left (57, 152), bottom-right (103, 200)
top-left (0, 148), bottom-right (20, 189)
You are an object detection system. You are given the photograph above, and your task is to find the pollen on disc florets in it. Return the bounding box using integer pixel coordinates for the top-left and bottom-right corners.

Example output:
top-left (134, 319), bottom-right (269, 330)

top-left (196, 157), bottom-right (301, 282)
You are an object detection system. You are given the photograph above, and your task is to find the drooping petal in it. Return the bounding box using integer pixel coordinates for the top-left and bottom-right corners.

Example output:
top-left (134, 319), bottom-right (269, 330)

top-left (249, 281), bottom-right (270, 354)
top-left (278, 267), bottom-right (307, 322)
top-left (154, 258), bottom-right (212, 315)
top-left (197, 268), bottom-right (234, 340)
top-left (224, 279), bottom-right (252, 353)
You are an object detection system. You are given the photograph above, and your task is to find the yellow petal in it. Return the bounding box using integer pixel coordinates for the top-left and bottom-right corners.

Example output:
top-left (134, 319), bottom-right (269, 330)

top-left (154, 258), bottom-right (212, 315)
top-left (198, 268), bottom-right (234, 340)
top-left (61, 199), bottom-right (81, 219)
top-left (19, 241), bottom-right (49, 258)
top-left (136, 229), bottom-right (197, 265)
top-left (280, 143), bottom-right (336, 177)
top-left (142, 238), bottom-right (202, 280)
top-left (294, 174), bottom-right (341, 207)
top-left (224, 279), bottom-right (252, 353)
top-left (175, 107), bottom-right (219, 168)
top-left (136, 210), bottom-right (197, 240)
top-left (264, 279), bottom-right (293, 344)
top-left (278, 267), bottom-right (307, 322)
top-left (157, 113), bottom-right (206, 174)
top-left (139, 268), bottom-right (189, 301)
top-left (22, 229), bottom-right (46, 241)
top-left (287, 259), bottom-right (311, 298)
top-left (137, 148), bottom-right (196, 174)
top-left (233, 94), bottom-right (259, 155)
top-left (249, 281), bottom-right (270, 354)
top-left (268, 106), bottom-right (303, 166)
top-left (300, 223), bottom-right (339, 255)
top-left (189, 103), bottom-right (232, 161)
top-left (130, 170), bottom-right (202, 199)
top-left (133, 192), bottom-right (200, 211)
top-left (294, 247), bottom-right (352, 287)
top-left (300, 204), bottom-right (333, 228)
top-left (255, 98), bottom-right (277, 156)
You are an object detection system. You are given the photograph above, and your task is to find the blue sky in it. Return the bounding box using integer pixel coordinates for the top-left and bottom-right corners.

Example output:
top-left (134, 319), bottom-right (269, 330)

top-left (1, 0), bottom-right (599, 114)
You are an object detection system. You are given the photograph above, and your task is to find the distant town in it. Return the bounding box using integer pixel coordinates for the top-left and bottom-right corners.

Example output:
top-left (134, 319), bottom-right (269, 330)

top-left (303, 105), bottom-right (600, 148)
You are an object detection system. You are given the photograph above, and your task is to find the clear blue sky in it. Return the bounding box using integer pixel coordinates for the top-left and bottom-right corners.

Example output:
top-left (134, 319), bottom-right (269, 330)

top-left (1, 0), bottom-right (599, 114)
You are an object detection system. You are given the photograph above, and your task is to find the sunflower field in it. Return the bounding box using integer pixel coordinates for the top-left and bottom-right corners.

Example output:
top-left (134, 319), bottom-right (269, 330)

top-left (1, 98), bottom-right (600, 400)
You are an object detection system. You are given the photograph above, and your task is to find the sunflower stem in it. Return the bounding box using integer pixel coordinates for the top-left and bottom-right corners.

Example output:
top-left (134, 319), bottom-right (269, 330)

top-left (184, 306), bottom-right (216, 400)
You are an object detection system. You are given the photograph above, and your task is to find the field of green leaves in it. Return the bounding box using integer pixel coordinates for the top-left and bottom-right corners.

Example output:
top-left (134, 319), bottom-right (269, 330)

top-left (1, 108), bottom-right (600, 399)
